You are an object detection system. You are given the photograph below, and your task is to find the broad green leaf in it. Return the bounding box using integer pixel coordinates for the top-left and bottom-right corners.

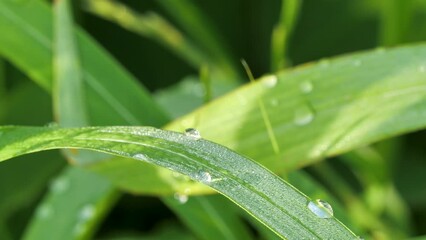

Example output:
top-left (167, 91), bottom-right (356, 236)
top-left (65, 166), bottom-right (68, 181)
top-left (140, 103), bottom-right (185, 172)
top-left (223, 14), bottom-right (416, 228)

top-left (167, 44), bottom-right (426, 173)
top-left (0, 126), bottom-right (358, 239)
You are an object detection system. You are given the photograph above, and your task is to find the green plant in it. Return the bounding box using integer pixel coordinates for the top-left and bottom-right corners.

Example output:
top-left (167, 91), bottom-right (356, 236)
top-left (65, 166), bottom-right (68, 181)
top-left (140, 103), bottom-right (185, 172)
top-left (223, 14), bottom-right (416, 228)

top-left (1, 0), bottom-right (426, 239)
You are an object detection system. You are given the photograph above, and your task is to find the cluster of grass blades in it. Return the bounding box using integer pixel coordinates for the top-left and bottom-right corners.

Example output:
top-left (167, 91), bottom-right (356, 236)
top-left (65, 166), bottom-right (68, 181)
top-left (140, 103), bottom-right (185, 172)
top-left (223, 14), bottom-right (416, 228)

top-left (1, 0), bottom-right (426, 239)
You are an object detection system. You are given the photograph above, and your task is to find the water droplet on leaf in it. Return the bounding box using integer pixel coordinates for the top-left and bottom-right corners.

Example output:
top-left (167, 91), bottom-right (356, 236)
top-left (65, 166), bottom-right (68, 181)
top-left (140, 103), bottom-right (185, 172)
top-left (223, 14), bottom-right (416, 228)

top-left (79, 204), bottom-right (95, 220)
top-left (185, 128), bottom-right (201, 139)
top-left (294, 107), bottom-right (314, 126)
top-left (133, 153), bottom-right (148, 161)
top-left (50, 177), bottom-right (70, 194)
top-left (270, 99), bottom-right (279, 106)
top-left (300, 81), bottom-right (313, 94)
top-left (36, 205), bottom-right (53, 219)
top-left (174, 193), bottom-right (189, 204)
top-left (307, 199), bottom-right (334, 218)
top-left (263, 75), bottom-right (278, 88)
top-left (196, 170), bottom-right (212, 184)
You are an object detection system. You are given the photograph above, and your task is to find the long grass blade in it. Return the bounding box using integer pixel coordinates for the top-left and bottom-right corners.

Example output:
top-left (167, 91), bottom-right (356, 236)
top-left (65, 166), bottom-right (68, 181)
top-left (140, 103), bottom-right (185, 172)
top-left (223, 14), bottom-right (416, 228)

top-left (0, 125), bottom-right (358, 239)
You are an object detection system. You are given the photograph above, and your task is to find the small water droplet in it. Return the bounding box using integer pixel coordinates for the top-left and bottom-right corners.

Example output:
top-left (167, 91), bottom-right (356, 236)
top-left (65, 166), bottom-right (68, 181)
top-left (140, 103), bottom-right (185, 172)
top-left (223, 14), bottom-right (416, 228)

top-left (196, 170), bottom-right (212, 184)
top-left (36, 205), bottom-right (53, 219)
top-left (133, 153), bottom-right (148, 161)
top-left (270, 99), bottom-right (279, 106)
top-left (174, 193), bottom-right (189, 204)
top-left (294, 107), bottom-right (314, 126)
top-left (353, 60), bottom-right (362, 66)
top-left (307, 199), bottom-right (334, 218)
top-left (419, 65), bottom-right (426, 73)
top-left (50, 177), bottom-right (69, 193)
top-left (185, 128), bottom-right (201, 139)
top-left (79, 204), bottom-right (95, 220)
top-left (300, 81), bottom-right (313, 94)
top-left (263, 75), bottom-right (278, 88)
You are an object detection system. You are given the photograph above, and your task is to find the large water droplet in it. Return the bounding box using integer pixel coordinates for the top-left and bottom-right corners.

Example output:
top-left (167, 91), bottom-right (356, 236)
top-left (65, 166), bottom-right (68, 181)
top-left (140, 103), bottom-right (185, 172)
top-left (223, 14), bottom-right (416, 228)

top-left (263, 75), bottom-right (278, 88)
top-left (50, 177), bottom-right (70, 194)
top-left (294, 107), bottom-right (314, 126)
top-left (185, 128), bottom-right (201, 139)
top-left (196, 170), bottom-right (212, 184)
top-left (300, 81), bottom-right (313, 94)
top-left (174, 193), bottom-right (189, 204)
top-left (307, 199), bottom-right (334, 218)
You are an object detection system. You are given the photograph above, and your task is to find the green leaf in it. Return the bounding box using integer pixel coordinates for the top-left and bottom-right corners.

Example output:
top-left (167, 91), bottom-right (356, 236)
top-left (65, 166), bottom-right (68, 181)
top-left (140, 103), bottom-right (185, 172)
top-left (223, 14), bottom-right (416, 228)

top-left (166, 44), bottom-right (426, 172)
top-left (0, 126), bottom-right (357, 239)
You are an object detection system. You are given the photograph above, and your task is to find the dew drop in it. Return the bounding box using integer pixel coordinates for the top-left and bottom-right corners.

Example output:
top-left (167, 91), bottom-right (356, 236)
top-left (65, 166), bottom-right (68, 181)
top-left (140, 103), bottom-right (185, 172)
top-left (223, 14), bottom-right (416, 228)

top-left (196, 170), bottom-right (212, 184)
top-left (294, 107), bottom-right (315, 126)
top-left (307, 199), bottom-right (334, 218)
top-left (185, 128), bottom-right (201, 139)
top-left (300, 81), bottom-right (313, 94)
top-left (79, 204), bottom-right (95, 220)
top-left (174, 193), bottom-right (189, 204)
top-left (133, 153), bottom-right (148, 161)
top-left (50, 177), bottom-right (69, 194)
top-left (263, 75), bottom-right (278, 88)
top-left (36, 204), bottom-right (53, 219)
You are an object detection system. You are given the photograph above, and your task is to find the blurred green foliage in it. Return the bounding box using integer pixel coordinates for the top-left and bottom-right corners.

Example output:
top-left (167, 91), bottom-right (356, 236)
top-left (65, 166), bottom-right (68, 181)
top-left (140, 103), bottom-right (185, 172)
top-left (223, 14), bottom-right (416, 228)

top-left (1, 0), bottom-right (426, 239)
